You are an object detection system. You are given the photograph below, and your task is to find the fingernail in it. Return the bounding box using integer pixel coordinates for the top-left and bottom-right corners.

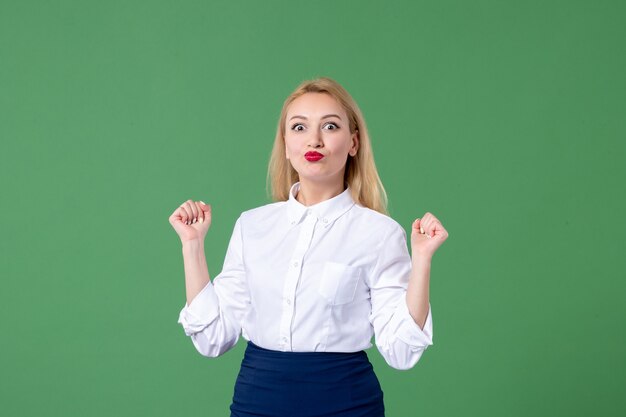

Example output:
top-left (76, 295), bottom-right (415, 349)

top-left (420, 227), bottom-right (425, 234)
top-left (198, 217), bottom-right (204, 224)
top-left (200, 201), bottom-right (206, 205)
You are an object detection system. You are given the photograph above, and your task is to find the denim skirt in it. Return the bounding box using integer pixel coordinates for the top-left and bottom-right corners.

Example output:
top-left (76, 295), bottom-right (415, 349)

top-left (230, 341), bottom-right (385, 417)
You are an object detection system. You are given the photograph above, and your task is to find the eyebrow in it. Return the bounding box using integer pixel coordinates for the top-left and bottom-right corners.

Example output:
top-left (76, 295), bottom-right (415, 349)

top-left (288, 114), bottom-right (342, 121)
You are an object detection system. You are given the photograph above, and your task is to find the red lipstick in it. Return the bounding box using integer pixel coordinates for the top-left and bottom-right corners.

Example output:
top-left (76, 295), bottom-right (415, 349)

top-left (305, 151), bottom-right (324, 162)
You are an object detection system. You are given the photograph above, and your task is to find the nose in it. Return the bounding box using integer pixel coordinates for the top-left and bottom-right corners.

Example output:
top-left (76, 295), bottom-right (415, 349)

top-left (307, 128), bottom-right (323, 148)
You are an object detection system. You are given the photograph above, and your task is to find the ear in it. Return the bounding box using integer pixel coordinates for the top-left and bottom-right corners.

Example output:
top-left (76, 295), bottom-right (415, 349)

top-left (349, 130), bottom-right (359, 157)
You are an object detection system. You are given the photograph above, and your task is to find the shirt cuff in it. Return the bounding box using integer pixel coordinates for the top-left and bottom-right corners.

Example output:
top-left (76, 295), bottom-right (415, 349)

top-left (394, 299), bottom-right (434, 349)
top-left (177, 281), bottom-right (220, 336)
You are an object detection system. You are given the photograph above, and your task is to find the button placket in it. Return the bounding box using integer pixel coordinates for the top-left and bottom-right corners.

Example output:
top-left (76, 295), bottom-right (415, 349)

top-left (278, 214), bottom-right (318, 351)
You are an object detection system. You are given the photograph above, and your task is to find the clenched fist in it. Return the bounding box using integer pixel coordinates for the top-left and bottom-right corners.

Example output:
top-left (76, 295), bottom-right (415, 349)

top-left (411, 212), bottom-right (449, 259)
top-left (169, 199), bottom-right (212, 243)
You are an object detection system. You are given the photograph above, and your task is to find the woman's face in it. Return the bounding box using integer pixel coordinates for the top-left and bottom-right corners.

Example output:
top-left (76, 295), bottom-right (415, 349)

top-left (284, 92), bottom-right (358, 187)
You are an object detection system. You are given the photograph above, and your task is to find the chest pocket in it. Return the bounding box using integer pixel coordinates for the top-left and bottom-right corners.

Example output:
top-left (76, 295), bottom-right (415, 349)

top-left (317, 262), bottom-right (362, 305)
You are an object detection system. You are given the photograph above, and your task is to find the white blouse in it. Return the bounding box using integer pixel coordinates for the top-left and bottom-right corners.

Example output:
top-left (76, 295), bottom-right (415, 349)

top-left (178, 182), bottom-right (433, 370)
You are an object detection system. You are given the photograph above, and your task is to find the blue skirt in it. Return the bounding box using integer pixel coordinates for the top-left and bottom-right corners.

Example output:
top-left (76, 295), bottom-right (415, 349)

top-left (230, 341), bottom-right (385, 417)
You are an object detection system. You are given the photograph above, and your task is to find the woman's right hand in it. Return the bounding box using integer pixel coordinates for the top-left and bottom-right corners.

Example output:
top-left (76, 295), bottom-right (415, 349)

top-left (169, 199), bottom-right (212, 243)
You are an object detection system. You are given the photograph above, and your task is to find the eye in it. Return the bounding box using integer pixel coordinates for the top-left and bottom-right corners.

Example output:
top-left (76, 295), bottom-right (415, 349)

top-left (323, 122), bottom-right (339, 130)
top-left (291, 123), bottom-right (305, 131)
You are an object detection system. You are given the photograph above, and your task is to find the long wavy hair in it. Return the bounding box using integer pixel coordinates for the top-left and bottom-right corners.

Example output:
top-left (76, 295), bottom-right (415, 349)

top-left (267, 77), bottom-right (388, 215)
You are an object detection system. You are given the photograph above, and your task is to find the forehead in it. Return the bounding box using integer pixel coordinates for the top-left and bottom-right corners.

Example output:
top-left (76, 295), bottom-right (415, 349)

top-left (286, 92), bottom-right (347, 119)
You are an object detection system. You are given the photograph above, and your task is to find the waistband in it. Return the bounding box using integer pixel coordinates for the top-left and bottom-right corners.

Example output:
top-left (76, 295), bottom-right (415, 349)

top-left (246, 340), bottom-right (366, 358)
top-left (244, 340), bottom-right (370, 367)
top-left (242, 341), bottom-right (372, 381)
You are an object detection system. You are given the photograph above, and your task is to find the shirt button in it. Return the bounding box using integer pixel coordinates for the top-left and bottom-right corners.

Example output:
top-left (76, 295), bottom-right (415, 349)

top-left (282, 337), bottom-right (288, 343)
top-left (323, 218), bottom-right (329, 224)
top-left (291, 220), bottom-right (295, 225)
top-left (292, 261), bottom-right (299, 267)
top-left (285, 298), bottom-right (291, 305)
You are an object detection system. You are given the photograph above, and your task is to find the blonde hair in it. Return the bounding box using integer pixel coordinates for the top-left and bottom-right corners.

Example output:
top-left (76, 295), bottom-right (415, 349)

top-left (267, 77), bottom-right (388, 215)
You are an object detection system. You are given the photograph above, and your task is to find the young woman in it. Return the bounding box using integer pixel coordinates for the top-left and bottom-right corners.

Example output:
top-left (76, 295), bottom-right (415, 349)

top-left (169, 77), bottom-right (449, 417)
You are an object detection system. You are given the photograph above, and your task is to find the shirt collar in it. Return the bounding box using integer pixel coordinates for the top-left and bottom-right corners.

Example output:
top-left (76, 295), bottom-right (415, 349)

top-left (287, 182), bottom-right (355, 227)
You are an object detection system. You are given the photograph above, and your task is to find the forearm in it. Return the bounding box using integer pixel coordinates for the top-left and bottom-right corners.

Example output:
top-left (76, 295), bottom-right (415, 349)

top-left (182, 239), bottom-right (211, 305)
top-left (405, 255), bottom-right (431, 329)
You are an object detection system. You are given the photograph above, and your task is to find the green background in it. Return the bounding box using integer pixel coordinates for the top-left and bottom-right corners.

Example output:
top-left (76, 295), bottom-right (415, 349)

top-left (1, 0), bottom-right (624, 416)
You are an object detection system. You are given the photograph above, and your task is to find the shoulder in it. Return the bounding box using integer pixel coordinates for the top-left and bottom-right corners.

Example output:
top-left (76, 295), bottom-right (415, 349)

top-left (350, 204), bottom-right (406, 240)
top-left (240, 200), bottom-right (286, 218)
top-left (237, 200), bottom-right (287, 226)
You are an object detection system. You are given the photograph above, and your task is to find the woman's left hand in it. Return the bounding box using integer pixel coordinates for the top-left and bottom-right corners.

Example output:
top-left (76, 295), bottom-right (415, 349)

top-left (411, 212), bottom-right (449, 259)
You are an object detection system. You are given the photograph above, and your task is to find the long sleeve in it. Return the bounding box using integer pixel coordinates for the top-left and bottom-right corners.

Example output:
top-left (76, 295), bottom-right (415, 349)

top-left (368, 224), bottom-right (434, 370)
top-left (177, 217), bottom-right (250, 357)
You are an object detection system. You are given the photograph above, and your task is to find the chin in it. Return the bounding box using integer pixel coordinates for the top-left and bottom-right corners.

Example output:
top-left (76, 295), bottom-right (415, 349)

top-left (299, 171), bottom-right (344, 185)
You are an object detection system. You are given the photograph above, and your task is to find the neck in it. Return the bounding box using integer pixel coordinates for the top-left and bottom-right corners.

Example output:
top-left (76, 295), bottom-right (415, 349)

top-left (296, 178), bottom-right (345, 206)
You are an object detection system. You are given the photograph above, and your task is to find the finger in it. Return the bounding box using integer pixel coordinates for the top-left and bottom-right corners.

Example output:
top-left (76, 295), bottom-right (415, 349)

top-left (412, 218), bottom-right (426, 236)
top-left (431, 221), bottom-right (448, 240)
top-left (428, 221), bottom-right (440, 238)
top-left (186, 199), bottom-right (199, 224)
top-left (169, 208), bottom-right (185, 226)
top-left (425, 219), bottom-right (437, 237)
top-left (424, 216), bottom-right (436, 238)
top-left (194, 201), bottom-right (205, 224)
top-left (428, 213), bottom-right (442, 229)
top-left (419, 213), bottom-right (430, 232)
top-left (420, 215), bottom-right (431, 235)
top-left (177, 206), bottom-right (188, 225)
top-left (434, 223), bottom-right (449, 239)
top-left (200, 201), bottom-right (212, 221)
top-left (424, 223), bottom-right (432, 238)
top-left (180, 201), bottom-right (193, 225)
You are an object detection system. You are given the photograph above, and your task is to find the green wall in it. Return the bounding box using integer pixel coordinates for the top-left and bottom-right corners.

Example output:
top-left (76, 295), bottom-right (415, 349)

top-left (1, 1), bottom-right (624, 415)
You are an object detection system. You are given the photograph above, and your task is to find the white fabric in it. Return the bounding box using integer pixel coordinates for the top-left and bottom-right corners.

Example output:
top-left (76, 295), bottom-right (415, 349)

top-left (178, 182), bottom-right (433, 370)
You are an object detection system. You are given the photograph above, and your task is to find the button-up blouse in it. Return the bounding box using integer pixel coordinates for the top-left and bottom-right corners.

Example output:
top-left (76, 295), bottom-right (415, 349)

top-left (178, 182), bottom-right (433, 370)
